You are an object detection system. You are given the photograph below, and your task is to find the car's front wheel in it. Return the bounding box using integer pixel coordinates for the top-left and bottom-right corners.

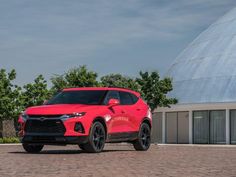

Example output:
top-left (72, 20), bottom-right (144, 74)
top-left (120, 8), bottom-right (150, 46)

top-left (133, 122), bottom-right (151, 151)
top-left (83, 121), bottom-right (106, 153)
top-left (22, 143), bottom-right (44, 153)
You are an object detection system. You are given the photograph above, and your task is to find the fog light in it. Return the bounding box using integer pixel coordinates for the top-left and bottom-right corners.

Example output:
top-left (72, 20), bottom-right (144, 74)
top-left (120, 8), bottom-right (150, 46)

top-left (74, 122), bottom-right (85, 133)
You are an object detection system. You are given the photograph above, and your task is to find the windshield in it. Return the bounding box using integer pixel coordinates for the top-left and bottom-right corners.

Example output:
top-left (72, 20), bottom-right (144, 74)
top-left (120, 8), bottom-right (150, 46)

top-left (47, 90), bottom-right (107, 105)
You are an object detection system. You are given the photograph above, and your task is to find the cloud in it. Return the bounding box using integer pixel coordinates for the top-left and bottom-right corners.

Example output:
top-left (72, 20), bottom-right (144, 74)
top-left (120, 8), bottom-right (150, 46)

top-left (0, 0), bottom-right (236, 85)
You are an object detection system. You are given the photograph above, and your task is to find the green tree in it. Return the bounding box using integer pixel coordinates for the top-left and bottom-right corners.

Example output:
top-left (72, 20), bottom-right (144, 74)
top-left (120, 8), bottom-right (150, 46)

top-left (100, 74), bottom-right (140, 91)
top-left (21, 75), bottom-right (51, 108)
top-left (51, 66), bottom-right (99, 93)
top-left (0, 69), bottom-right (22, 120)
top-left (136, 71), bottom-right (177, 112)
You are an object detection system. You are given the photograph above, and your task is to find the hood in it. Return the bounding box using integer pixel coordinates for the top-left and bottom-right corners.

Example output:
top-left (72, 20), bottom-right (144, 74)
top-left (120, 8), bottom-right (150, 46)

top-left (25, 104), bottom-right (97, 115)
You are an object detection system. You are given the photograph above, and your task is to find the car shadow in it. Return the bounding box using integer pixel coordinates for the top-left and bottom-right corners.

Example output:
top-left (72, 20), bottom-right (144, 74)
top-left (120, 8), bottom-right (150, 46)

top-left (8, 149), bottom-right (135, 154)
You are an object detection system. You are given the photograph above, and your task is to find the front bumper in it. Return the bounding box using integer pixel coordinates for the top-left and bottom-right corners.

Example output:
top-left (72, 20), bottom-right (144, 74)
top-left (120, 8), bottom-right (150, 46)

top-left (19, 115), bottom-right (91, 145)
top-left (19, 115), bottom-right (90, 137)
top-left (21, 135), bottom-right (89, 145)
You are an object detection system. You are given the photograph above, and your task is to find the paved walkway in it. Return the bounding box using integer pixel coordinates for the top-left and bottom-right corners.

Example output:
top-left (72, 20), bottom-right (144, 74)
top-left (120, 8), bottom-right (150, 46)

top-left (0, 144), bottom-right (236, 177)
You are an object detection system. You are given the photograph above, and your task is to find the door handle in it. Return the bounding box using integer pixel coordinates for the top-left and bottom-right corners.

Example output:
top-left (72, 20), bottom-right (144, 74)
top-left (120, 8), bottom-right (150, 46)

top-left (121, 110), bottom-right (126, 114)
top-left (136, 108), bottom-right (141, 111)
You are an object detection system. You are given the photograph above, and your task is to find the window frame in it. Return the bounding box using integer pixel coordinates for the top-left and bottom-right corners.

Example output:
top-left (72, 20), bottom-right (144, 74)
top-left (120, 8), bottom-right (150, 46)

top-left (119, 91), bottom-right (135, 105)
top-left (103, 90), bottom-right (120, 105)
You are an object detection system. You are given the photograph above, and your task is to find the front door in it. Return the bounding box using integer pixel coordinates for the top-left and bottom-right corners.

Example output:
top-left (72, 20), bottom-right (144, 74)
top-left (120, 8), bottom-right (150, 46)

top-left (104, 91), bottom-right (128, 135)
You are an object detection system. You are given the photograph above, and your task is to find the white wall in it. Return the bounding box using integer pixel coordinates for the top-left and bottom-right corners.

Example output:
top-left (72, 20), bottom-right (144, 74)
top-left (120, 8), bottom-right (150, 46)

top-left (154, 103), bottom-right (235, 144)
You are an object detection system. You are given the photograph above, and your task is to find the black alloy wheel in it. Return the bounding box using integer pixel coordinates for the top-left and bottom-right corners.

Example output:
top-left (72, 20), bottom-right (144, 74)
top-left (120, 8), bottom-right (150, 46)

top-left (22, 143), bottom-right (44, 153)
top-left (83, 121), bottom-right (106, 153)
top-left (133, 123), bottom-right (151, 151)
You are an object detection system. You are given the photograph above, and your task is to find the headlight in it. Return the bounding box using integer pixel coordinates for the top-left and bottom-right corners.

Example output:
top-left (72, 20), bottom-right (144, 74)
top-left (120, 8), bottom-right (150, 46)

top-left (60, 112), bottom-right (86, 119)
top-left (21, 112), bottom-right (29, 121)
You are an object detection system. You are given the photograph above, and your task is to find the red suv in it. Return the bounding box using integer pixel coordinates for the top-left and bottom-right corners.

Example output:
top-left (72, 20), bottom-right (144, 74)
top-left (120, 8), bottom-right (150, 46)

top-left (18, 87), bottom-right (152, 153)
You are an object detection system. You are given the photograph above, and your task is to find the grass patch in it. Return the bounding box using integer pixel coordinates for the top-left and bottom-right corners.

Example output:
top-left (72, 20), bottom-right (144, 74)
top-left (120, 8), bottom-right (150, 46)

top-left (0, 137), bottom-right (20, 144)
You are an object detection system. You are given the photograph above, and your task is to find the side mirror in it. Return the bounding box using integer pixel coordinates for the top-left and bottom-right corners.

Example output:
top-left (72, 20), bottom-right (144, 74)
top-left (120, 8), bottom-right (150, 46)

top-left (108, 99), bottom-right (120, 107)
top-left (43, 100), bottom-right (48, 105)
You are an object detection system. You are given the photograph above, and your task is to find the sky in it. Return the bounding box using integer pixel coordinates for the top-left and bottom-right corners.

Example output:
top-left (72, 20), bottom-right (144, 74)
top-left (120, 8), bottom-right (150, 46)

top-left (1, 0), bottom-right (236, 86)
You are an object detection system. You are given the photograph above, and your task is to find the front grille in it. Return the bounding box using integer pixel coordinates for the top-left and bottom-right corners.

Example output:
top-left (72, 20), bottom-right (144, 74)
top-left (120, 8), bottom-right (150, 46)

top-left (25, 119), bottom-right (66, 134)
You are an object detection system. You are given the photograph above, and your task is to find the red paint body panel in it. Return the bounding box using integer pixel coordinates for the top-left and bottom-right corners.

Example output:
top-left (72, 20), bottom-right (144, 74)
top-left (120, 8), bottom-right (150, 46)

top-left (18, 87), bottom-right (152, 145)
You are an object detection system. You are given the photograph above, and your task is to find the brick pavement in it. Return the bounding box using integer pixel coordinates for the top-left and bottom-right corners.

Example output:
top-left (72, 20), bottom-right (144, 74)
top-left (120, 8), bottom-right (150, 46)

top-left (0, 144), bottom-right (236, 177)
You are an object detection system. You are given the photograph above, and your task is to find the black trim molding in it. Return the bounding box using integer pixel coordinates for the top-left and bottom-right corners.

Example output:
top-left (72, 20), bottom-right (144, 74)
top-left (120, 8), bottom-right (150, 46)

top-left (107, 131), bottom-right (139, 142)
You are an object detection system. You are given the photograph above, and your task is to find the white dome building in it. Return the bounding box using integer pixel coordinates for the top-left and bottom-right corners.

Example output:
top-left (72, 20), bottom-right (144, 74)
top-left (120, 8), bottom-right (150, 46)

top-left (152, 8), bottom-right (236, 144)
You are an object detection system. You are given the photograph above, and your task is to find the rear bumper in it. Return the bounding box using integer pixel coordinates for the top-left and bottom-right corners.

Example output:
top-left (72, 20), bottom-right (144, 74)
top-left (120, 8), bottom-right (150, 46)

top-left (21, 135), bottom-right (89, 145)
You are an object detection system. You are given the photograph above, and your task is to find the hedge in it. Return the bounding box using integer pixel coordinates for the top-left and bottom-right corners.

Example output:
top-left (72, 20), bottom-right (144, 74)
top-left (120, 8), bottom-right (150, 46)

top-left (0, 137), bottom-right (20, 144)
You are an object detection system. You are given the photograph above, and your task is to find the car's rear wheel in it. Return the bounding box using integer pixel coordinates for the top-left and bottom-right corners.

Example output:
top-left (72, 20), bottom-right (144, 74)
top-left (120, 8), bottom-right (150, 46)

top-left (133, 122), bottom-right (151, 151)
top-left (83, 121), bottom-right (106, 153)
top-left (78, 144), bottom-right (85, 150)
top-left (22, 143), bottom-right (44, 153)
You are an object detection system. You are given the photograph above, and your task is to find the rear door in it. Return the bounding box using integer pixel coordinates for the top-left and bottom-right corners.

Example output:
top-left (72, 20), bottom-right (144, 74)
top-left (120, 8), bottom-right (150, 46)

top-left (119, 91), bottom-right (139, 132)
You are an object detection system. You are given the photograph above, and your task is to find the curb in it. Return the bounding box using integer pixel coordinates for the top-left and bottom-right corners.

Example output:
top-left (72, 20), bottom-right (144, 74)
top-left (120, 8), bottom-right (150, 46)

top-left (1, 143), bottom-right (236, 147)
top-left (0, 143), bottom-right (21, 146)
top-left (157, 144), bottom-right (236, 147)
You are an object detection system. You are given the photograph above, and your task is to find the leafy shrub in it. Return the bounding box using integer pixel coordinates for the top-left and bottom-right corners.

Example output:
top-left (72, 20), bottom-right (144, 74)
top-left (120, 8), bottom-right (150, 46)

top-left (0, 137), bottom-right (20, 144)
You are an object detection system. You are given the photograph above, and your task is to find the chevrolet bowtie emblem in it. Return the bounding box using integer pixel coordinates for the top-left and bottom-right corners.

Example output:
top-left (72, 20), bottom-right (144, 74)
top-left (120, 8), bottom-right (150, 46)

top-left (39, 117), bottom-right (46, 121)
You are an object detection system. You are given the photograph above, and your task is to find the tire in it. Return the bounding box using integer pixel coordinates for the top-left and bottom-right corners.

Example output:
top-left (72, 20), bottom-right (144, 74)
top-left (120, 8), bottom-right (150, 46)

top-left (133, 123), bottom-right (151, 151)
top-left (78, 144), bottom-right (86, 150)
top-left (22, 143), bottom-right (44, 153)
top-left (83, 121), bottom-right (106, 153)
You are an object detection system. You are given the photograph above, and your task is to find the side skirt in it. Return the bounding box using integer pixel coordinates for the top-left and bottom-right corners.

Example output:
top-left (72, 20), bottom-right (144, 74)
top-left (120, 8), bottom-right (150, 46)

top-left (107, 131), bottom-right (139, 143)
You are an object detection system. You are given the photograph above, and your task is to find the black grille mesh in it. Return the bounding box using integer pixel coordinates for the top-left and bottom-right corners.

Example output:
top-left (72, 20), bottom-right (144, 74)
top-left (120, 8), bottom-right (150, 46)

top-left (25, 119), bottom-right (66, 134)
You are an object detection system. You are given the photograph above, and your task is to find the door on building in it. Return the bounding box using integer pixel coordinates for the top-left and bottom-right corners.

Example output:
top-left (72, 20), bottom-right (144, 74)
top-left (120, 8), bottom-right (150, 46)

top-left (151, 112), bottom-right (162, 143)
top-left (165, 112), bottom-right (189, 144)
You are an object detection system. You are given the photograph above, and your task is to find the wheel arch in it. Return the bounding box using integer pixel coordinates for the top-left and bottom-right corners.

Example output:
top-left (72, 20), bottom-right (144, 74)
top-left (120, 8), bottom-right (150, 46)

top-left (93, 117), bottom-right (107, 138)
top-left (141, 118), bottom-right (152, 129)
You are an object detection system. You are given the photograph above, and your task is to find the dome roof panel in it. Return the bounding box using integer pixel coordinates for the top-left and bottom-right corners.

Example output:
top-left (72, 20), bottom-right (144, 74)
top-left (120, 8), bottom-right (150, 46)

top-left (167, 8), bottom-right (236, 103)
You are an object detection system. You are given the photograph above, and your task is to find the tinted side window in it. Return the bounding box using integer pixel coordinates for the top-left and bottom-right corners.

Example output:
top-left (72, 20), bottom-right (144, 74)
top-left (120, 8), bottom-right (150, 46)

top-left (130, 93), bottom-right (139, 104)
top-left (103, 91), bottom-right (120, 105)
top-left (119, 91), bottom-right (134, 105)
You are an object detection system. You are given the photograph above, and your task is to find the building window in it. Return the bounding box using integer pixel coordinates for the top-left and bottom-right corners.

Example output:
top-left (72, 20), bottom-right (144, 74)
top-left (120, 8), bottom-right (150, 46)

top-left (166, 112), bottom-right (189, 144)
top-left (193, 111), bottom-right (209, 144)
top-left (210, 110), bottom-right (226, 144)
top-left (193, 110), bottom-right (226, 144)
top-left (230, 110), bottom-right (236, 144)
top-left (151, 112), bottom-right (162, 144)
